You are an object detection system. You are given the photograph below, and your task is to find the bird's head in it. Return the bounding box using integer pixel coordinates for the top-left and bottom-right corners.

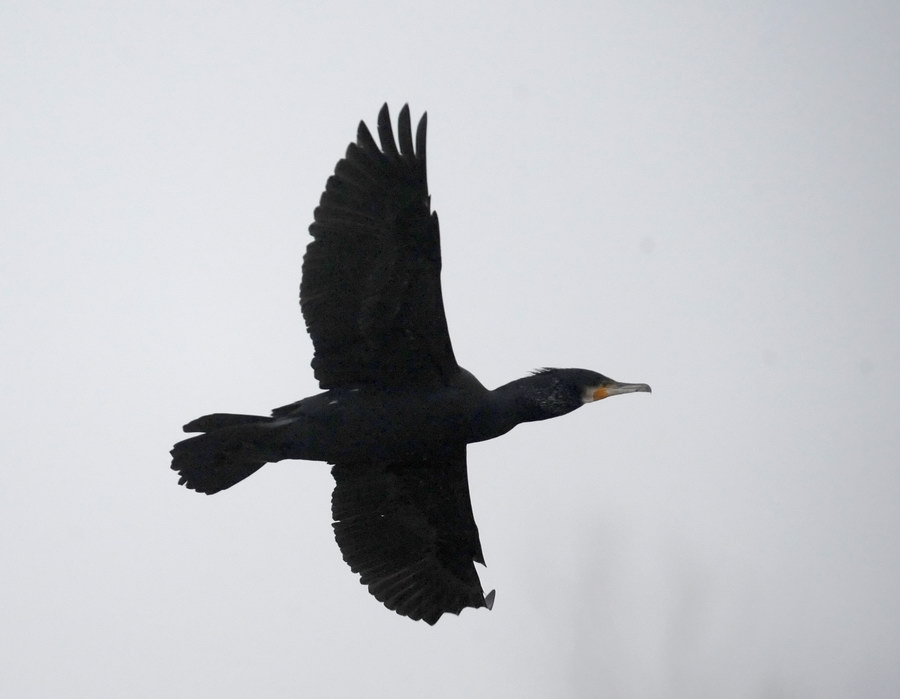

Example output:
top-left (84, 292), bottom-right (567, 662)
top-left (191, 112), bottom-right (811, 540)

top-left (527, 368), bottom-right (652, 417)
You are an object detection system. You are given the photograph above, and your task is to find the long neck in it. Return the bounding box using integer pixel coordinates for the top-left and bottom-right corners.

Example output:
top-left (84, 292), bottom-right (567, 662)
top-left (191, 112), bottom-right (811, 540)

top-left (469, 375), bottom-right (575, 443)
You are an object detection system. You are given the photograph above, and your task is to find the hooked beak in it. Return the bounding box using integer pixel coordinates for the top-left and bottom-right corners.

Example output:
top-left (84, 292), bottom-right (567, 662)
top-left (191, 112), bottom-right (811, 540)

top-left (590, 380), bottom-right (652, 402)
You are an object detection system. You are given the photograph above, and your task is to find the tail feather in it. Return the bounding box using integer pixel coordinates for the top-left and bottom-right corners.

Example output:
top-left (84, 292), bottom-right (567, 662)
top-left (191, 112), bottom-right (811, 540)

top-left (183, 413), bottom-right (273, 433)
top-left (171, 414), bottom-right (277, 494)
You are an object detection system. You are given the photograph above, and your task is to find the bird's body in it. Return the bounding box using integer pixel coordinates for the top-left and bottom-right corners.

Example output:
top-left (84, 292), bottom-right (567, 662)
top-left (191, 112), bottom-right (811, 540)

top-left (171, 105), bottom-right (650, 624)
top-left (187, 370), bottom-right (490, 467)
top-left (276, 368), bottom-right (496, 461)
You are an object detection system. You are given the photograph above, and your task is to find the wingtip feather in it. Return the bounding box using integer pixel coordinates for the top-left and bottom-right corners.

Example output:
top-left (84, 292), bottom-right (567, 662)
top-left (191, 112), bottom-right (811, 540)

top-left (398, 104), bottom-right (414, 158)
top-left (377, 104), bottom-right (399, 158)
top-left (357, 120), bottom-right (378, 153)
top-left (416, 112), bottom-right (428, 162)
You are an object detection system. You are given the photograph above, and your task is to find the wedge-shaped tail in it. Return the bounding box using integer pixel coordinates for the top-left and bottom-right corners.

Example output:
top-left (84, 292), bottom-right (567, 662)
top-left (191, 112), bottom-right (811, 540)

top-left (171, 414), bottom-right (276, 494)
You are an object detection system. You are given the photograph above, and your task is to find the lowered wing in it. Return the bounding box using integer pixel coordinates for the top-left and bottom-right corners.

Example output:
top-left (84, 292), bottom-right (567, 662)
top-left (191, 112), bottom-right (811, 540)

top-left (331, 446), bottom-right (494, 624)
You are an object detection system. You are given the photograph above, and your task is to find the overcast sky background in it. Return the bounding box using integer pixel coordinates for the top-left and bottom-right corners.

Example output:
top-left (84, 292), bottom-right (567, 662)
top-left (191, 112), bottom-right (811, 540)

top-left (2, 2), bottom-right (899, 697)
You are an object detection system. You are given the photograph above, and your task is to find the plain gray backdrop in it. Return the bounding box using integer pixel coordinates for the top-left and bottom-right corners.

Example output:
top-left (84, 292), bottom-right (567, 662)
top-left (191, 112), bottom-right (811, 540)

top-left (2, 2), bottom-right (898, 697)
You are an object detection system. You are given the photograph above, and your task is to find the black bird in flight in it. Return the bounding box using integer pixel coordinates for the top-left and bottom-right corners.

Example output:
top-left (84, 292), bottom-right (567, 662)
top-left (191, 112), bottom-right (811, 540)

top-left (171, 105), bottom-right (651, 625)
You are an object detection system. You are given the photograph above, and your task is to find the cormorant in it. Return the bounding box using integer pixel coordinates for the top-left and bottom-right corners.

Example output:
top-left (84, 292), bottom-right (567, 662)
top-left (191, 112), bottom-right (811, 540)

top-left (171, 105), bottom-right (651, 625)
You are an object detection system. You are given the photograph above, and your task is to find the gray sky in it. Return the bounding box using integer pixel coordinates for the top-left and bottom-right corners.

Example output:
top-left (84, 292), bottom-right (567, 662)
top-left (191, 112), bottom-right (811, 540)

top-left (2, 1), bottom-right (899, 697)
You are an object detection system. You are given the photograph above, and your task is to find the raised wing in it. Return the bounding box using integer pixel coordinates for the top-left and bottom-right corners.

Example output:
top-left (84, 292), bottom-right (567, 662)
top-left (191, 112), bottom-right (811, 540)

top-left (331, 447), bottom-right (495, 624)
top-left (301, 104), bottom-right (458, 389)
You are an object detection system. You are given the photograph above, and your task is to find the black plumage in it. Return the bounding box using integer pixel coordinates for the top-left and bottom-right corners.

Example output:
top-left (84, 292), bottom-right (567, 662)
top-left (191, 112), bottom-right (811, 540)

top-left (171, 105), bottom-right (650, 624)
